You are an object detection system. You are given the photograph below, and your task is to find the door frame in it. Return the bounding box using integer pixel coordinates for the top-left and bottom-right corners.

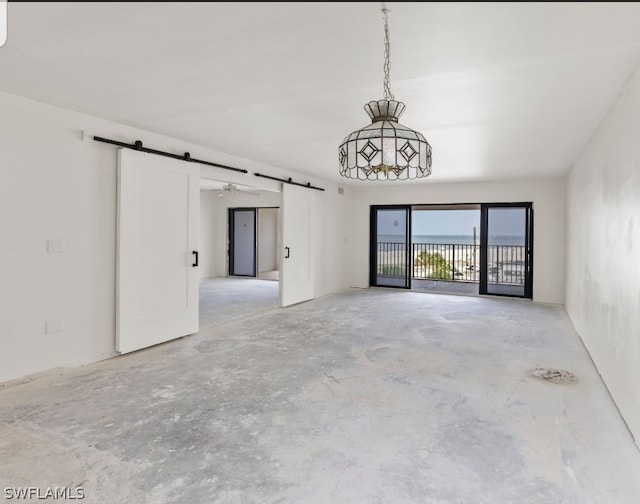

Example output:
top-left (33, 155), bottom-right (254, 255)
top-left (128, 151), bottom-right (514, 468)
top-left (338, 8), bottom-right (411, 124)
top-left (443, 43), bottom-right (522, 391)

top-left (369, 201), bottom-right (534, 299)
top-left (479, 202), bottom-right (533, 299)
top-left (228, 207), bottom-right (257, 277)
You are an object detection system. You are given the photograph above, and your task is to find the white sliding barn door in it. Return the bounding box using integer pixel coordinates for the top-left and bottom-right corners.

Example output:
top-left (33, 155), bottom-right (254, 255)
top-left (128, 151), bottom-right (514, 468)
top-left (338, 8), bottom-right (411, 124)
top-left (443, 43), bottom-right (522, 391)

top-left (280, 184), bottom-right (314, 307)
top-left (117, 149), bottom-right (200, 354)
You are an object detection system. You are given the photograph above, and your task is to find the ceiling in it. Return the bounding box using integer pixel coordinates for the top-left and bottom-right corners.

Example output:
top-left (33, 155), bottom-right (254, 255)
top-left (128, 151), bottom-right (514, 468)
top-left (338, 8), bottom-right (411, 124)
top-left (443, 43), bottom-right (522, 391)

top-left (2, 2), bottom-right (640, 185)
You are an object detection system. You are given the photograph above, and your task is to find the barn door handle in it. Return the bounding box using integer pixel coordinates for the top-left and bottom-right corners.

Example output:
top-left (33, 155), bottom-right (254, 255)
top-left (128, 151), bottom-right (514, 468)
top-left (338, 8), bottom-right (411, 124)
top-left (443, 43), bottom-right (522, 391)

top-left (285, 247), bottom-right (290, 259)
top-left (192, 250), bottom-right (199, 267)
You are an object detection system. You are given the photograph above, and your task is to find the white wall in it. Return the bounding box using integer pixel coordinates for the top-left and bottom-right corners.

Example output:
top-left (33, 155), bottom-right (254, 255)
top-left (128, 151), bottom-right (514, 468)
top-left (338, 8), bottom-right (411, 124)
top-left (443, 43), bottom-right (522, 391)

top-left (0, 89), bottom-right (347, 384)
top-left (565, 68), bottom-right (640, 443)
top-left (258, 208), bottom-right (279, 273)
top-left (199, 190), bottom-right (219, 279)
top-left (347, 178), bottom-right (566, 304)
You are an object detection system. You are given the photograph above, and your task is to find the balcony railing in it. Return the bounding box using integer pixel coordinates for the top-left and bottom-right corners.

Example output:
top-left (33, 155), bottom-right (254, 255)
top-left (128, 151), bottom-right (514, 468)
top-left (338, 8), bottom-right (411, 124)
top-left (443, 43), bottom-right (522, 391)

top-left (376, 242), bottom-right (526, 285)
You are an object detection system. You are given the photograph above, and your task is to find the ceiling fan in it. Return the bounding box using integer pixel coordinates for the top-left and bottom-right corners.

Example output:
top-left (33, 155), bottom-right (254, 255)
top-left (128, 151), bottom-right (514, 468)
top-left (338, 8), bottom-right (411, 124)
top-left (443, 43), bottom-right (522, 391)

top-left (212, 183), bottom-right (261, 198)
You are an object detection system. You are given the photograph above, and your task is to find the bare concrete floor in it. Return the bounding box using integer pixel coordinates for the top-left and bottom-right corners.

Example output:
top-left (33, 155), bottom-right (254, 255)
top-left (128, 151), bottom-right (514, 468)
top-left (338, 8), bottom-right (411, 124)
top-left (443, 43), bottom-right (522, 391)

top-left (412, 279), bottom-right (479, 296)
top-left (1, 285), bottom-right (640, 503)
top-left (199, 276), bottom-right (279, 328)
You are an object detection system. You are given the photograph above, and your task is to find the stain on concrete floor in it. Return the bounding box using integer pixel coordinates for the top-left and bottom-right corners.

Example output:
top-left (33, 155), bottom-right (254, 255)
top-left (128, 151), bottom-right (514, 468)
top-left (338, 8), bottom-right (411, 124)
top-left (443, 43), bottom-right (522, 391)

top-left (532, 367), bottom-right (578, 384)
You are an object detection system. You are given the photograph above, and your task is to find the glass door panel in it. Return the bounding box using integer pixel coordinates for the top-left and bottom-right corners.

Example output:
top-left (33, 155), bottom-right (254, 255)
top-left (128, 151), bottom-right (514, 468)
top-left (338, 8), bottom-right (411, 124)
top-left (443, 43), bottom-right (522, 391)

top-left (480, 203), bottom-right (533, 298)
top-left (370, 206), bottom-right (411, 288)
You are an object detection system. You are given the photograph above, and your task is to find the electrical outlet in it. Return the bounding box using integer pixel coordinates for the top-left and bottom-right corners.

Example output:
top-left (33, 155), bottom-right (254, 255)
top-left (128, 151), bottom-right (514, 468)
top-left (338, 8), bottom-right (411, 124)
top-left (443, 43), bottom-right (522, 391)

top-left (45, 320), bottom-right (63, 334)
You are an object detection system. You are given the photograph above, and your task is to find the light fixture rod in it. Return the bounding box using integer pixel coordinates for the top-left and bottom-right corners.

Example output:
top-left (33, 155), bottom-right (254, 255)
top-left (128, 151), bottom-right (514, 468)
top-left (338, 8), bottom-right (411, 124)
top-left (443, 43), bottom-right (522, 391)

top-left (382, 4), bottom-right (394, 101)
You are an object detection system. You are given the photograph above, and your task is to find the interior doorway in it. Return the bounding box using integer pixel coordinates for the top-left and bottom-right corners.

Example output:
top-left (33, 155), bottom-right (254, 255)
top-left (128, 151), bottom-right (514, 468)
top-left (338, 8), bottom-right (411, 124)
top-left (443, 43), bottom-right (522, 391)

top-left (228, 207), bottom-right (280, 281)
top-left (370, 203), bottom-right (533, 299)
top-left (198, 178), bottom-right (282, 330)
top-left (229, 208), bottom-right (257, 277)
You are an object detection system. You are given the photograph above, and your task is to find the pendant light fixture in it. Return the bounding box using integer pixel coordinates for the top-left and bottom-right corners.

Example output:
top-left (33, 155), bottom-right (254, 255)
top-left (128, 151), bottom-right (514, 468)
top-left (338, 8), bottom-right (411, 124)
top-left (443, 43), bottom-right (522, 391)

top-left (338, 4), bottom-right (432, 181)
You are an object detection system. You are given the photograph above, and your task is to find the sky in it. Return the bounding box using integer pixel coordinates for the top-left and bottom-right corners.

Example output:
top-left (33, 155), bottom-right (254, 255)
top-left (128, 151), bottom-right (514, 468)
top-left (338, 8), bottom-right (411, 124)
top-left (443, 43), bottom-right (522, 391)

top-left (376, 208), bottom-right (525, 238)
top-left (412, 210), bottom-right (480, 236)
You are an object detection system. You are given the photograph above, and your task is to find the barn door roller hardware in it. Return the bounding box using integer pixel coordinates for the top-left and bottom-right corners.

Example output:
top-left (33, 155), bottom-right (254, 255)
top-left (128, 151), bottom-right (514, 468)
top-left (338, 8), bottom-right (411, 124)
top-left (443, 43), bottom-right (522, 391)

top-left (84, 133), bottom-right (248, 174)
top-left (254, 173), bottom-right (325, 192)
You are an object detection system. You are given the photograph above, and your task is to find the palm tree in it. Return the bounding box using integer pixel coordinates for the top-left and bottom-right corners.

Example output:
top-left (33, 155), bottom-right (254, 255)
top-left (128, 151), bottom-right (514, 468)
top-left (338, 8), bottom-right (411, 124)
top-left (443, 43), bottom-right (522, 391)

top-left (415, 251), bottom-right (451, 280)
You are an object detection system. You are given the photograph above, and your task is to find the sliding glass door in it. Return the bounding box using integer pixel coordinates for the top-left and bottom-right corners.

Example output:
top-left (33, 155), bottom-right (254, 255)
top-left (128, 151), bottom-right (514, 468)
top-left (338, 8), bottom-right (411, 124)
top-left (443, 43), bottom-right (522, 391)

top-left (479, 203), bottom-right (533, 298)
top-left (369, 202), bottom-right (533, 298)
top-left (370, 206), bottom-right (411, 288)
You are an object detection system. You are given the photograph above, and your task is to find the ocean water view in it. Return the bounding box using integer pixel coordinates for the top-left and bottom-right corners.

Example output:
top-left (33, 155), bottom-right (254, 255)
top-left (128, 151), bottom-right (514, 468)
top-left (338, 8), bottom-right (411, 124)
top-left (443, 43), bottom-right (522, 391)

top-left (378, 234), bottom-right (525, 246)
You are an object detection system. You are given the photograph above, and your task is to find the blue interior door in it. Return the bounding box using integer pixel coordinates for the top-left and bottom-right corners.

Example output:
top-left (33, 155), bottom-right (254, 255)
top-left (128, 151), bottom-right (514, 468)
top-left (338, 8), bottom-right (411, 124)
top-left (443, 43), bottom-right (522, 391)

top-left (229, 208), bottom-right (257, 277)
